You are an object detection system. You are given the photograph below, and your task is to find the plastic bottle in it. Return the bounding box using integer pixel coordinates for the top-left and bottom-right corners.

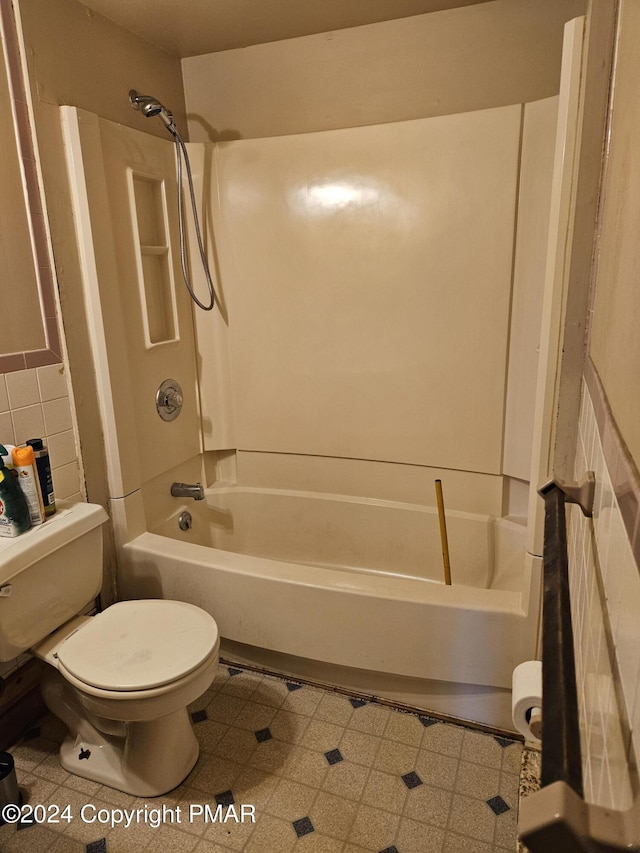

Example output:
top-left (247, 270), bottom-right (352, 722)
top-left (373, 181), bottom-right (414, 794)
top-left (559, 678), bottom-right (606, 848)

top-left (0, 444), bottom-right (15, 472)
top-left (0, 457), bottom-right (32, 537)
top-left (11, 445), bottom-right (45, 526)
top-left (26, 439), bottom-right (56, 517)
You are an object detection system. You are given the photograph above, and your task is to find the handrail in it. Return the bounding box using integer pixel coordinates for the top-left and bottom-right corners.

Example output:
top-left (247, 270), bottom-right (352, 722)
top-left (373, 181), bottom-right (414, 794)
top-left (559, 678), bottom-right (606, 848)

top-left (538, 481), bottom-right (584, 797)
top-left (519, 471), bottom-right (640, 853)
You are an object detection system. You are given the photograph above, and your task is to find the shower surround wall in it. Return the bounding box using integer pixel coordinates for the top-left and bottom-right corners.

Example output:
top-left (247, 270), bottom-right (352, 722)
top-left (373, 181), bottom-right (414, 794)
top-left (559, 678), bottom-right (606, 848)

top-left (61, 92), bottom-right (557, 729)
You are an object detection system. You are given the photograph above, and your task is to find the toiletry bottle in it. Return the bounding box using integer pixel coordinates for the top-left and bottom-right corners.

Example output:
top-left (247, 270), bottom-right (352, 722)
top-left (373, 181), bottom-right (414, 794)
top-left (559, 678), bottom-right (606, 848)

top-left (0, 444), bottom-right (16, 473)
top-left (0, 457), bottom-right (32, 537)
top-left (11, 445), bottom-right (45, 525)
top-left (26, 439), bottom-right (56, 517)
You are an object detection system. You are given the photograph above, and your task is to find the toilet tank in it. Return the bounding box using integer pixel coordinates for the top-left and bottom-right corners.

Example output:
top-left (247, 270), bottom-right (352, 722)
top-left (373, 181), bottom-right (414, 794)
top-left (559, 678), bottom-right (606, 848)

top-left (0, 501), bottom-right (108, 661)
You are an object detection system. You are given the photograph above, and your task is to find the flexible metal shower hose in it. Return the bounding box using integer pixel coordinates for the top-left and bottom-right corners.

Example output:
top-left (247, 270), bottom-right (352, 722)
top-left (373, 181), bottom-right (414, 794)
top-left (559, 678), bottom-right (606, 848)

top-left (171, 128), bottom-right (216, 312)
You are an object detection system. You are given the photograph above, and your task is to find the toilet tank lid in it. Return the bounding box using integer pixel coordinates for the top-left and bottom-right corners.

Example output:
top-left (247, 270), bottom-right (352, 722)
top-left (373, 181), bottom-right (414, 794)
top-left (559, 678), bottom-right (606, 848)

top-left (56, 600), bottom-right (219, 691)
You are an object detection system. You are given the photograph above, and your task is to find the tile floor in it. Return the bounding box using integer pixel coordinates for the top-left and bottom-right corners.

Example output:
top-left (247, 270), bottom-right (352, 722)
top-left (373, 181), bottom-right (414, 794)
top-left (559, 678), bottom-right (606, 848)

top-left (0, 663), bottom-right (522, 853)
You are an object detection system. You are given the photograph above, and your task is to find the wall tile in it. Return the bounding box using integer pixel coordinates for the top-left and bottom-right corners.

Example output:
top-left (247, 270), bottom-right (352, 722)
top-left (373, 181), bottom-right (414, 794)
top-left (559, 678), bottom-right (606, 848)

top-left (47, 429), bottom-right (78, 468)
top-left (43, 397), bottom-right (72, 435)
top-left (0, 375), bottom-right (8, 412)
top-left (11, 402), bottom-right (45, 443)
top-left (568, 378), bottom-right (638, 811)
top-left (5, 368), bottom-right (39, 408)
top-left (37, 363), bottom-right (69, 401)
top-left (0, 412), bottom-right (15, 445)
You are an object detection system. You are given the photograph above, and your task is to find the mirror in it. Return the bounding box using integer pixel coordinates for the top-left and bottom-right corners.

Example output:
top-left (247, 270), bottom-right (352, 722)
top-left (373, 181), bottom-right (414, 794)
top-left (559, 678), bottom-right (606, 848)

top-left (0, 6), bottom-right (61, 372)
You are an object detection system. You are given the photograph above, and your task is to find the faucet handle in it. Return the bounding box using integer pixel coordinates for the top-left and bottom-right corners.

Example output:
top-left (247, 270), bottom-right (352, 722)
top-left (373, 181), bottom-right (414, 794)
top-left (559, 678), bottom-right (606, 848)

top-left (156, 379), bottom-right (183, 421)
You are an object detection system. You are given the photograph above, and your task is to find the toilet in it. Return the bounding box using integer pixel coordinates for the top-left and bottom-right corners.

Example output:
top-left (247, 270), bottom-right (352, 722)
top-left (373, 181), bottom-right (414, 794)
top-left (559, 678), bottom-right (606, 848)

top-left (0, 501), bottom-right (219, 797)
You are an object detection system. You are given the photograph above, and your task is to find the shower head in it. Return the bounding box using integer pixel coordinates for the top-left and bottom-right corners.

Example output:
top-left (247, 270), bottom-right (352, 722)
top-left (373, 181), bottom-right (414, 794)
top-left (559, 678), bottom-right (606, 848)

top-left (129, 89), bottom-right (176, 132)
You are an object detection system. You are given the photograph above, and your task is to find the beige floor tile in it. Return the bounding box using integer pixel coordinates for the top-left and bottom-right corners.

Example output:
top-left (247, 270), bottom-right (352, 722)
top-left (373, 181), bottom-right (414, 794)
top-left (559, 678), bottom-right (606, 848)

top-left (313, 692), bottom-right (355, 726)
top-left (384, 710), bottom-right (426, 747)
top-left (420, 722), bottom-right (465, 758)
top-left (193, 839), bottom-right (234, 853)
top-left (347, 703), bottom-right (391, 736)
top-left (414, 748), bottom-right (459, 791)
top-left (281, 686), bottom-right (324, 717)
top-left (202, 811), bottom-right (257, 851)
top-left (361, 768), bottom-right (408, 814)
top-left (493, 803), bottom-right (519, 849)
top-left (144, 824), bottom-right (200, 852)
top-left (243, 813), bottom-right (297, 853)
top-left (268, 708), bottom-right (312, 745)
top-left (0, 824), bottom-right (61, 853)
top-left (347, 803), bottom-right (400, 850)
top-left (16, 772), bottom-right (61, 805)
top-left (448, 793), bottom-right (498, 844)
top-left (396, 815), bottom-right (445, 853)
top-left (194, 719), bottom-right (230, 753)
top-left (460, 730), bottom-right (504, 769)
top-left (281, 745), bottom-right (329, 788)
top-left (498, 770), bottom-right (520, 801)
top-left (233, 700), bottom-right (278, 733)
top-left (220, 671), bottom-right (264, 700)
top-left (108, 822), bottom-right (159, 852)
top-left (205, 693), bottom-right (248, 725)
top-left (247, 677), bottom-right (291, 707)
top-left (211, 725), bottom-right (260, 764)
top-left (320, 760), bottom-right (369, 801)
top-left (454, 759), bottom-right (501, 800)
top-left (10, 738), bottom-right (59, 775)
top-left (309, 790), bottom-right (359, 840)
top-left (190, 754), bottom-right (244, 795)
top-left (338, 729), bottom-right (382, 767)
top-left (230, 766), bottom-right (280, 810)
top-left (443, 830), bottom-right (493, 853)
top-left (48, 836), bottom-right (87, 853)
top-left (403, 782), bottom-right (453, 829)
top-left (501, 742), bottom-right (524, 774)
top-left (294, 831), bottom-right (345, 852)
top-left (248, 736), bottom-right (292, 775)
top-left (373, 738), bottom-right (419, 775)
top-left (265, 778), bottom-right (318, 822)
top-left (299, 719), bottom-right (345, 753)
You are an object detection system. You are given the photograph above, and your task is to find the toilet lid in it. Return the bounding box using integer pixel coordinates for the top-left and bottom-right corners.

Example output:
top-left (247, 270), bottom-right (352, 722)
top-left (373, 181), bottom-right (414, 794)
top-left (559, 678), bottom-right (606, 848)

top-left (57, 600), bottom-right (219, 691)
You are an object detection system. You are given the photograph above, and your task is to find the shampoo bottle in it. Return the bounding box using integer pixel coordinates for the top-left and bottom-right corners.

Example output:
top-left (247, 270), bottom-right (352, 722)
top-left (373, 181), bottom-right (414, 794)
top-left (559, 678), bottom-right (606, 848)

top-left (11, 445), bottom-right (45, 526)
top-left (26, 439), bottom-right (56, 517)
top-left (0, 457), bottom-right (32, 537)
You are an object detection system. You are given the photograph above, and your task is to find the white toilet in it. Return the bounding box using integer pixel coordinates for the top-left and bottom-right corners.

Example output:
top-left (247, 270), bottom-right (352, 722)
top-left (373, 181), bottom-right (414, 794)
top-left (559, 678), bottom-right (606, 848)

top-left (0, 501), bottom-right (219, 797)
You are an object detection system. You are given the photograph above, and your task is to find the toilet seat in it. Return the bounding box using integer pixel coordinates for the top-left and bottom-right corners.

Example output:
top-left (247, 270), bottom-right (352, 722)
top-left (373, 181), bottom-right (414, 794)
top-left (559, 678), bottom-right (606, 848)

top-left (56, 599), bottom-right (219, 692)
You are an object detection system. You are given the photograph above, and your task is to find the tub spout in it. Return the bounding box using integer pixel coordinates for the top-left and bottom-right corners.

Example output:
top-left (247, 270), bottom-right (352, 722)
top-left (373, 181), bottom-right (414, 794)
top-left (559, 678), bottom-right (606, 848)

top-left (170, 482), bottom-right (204, 500)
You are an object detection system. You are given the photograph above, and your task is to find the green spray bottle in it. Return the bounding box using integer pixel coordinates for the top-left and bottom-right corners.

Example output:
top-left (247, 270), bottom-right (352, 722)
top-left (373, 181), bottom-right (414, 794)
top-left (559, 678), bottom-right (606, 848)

top-left (0, 455), bottom-right (32, 537)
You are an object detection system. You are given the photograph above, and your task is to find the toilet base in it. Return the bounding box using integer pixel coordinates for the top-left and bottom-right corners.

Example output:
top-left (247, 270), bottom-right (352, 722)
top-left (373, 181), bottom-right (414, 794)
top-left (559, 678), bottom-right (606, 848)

top-left (42, 669), bottom-right (200, 797)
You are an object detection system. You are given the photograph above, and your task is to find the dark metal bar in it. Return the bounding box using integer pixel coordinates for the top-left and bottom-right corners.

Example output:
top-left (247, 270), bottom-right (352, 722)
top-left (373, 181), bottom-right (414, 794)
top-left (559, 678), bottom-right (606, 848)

top-left (540, 483), bottom-right (584, 797)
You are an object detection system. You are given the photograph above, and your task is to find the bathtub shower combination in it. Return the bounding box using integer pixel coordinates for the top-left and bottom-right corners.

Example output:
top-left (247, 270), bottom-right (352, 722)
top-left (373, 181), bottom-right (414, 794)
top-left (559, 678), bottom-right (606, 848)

top-left (61, 84), bottom-right (560, 730)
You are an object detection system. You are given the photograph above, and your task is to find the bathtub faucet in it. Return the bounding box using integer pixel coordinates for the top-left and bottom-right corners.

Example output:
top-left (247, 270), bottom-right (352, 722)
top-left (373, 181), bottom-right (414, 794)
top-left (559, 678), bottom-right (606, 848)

top-left (170, 482), bottom-right (204, 501)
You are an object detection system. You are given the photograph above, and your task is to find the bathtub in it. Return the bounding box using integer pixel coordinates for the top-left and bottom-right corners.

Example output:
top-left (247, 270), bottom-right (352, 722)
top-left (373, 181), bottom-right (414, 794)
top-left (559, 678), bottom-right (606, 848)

top-left (119, 485), bottom-right (541, 728)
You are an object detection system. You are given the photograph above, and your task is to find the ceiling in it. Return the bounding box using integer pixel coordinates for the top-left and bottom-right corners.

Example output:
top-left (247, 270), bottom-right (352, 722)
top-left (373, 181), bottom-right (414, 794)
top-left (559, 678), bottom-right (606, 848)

top-left (79, 0), bottom-right (488, 58)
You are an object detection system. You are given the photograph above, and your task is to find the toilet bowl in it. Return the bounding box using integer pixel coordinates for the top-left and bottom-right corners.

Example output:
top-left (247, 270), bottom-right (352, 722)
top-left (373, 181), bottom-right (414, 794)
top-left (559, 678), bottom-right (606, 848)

top-left (33, 599), bottom-right (220, 797)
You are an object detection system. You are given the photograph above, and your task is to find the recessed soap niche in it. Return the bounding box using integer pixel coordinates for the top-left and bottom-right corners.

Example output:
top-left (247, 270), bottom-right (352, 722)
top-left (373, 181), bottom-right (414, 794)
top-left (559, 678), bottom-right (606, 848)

top-left (128, 170), bottom-right (180, 347)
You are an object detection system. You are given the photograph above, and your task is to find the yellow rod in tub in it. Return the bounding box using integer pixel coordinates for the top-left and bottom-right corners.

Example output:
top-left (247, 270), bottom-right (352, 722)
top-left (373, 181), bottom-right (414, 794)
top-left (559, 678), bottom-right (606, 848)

top-left (435, 479), bottom-right (452, 586)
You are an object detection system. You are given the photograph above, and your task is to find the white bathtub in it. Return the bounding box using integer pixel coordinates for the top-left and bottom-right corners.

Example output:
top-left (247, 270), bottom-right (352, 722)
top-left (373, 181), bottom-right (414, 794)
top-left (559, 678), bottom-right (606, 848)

top-left (119, 485), bottom-right (541, 729)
